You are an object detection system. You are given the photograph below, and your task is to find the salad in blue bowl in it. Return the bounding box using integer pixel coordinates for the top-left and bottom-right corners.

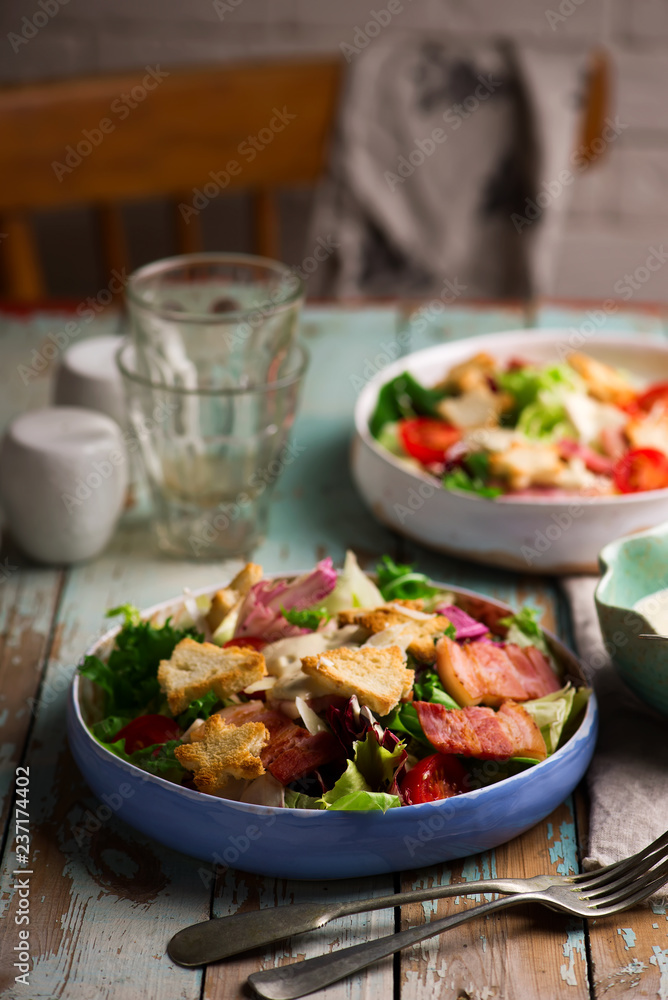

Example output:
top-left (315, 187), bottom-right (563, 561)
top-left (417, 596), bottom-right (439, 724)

top-left (69, 553), bottom-right (596, 878)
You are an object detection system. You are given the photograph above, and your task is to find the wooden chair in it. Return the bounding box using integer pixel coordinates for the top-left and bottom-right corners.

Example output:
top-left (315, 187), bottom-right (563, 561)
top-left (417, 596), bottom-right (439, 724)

top-left (0, 52), bottom-right (607, 302)
top-left (0, 60), bottom-right (342, 301)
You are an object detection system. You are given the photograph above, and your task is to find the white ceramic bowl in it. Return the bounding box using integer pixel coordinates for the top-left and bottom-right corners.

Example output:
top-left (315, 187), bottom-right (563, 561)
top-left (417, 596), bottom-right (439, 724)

top-left (352, 329), bottom-right (668, 574)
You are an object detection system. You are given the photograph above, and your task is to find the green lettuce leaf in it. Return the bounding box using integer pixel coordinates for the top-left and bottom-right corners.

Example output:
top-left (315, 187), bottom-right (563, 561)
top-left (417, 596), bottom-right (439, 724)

top-left (176, 690), bottom-right (220, 729)
top-left (354, 733), bottom-right (406, 789)
top-left (281, 605), bottom-right (330, 631)
top-left (442, 468), bottom-right (502, 499)
top-left (369, 372), bottom-right (446, 438)
top-left (101, 738), bottom-right (185, 780)
top-left (320, 759), bottom-right (400, 812)
top-left (80, 607), bottom-right (203, 717)
top-left (90, 715), bottom-right (132, 742)
top-left (499, 607), bottom-right (558, 670)
top-left (413, 670), bottom-right (460, 710)
top-left (376, 555), bottom-right (439, 602)
top-left (522, 684), bottom-right (591, 754)
top-left (284, 790), bottom-right (326, 810)
top-left (382, 702), bottom-right (431, 747)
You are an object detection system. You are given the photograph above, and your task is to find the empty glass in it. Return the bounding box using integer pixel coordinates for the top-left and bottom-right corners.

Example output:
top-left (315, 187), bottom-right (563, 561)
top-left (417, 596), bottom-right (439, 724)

top-left (125, 253), bottom-right (304, 390)
top-left (116, 340), bottom-right (308, 559)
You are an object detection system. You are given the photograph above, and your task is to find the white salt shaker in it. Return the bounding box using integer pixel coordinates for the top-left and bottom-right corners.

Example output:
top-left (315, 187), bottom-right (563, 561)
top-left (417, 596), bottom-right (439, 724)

top-left (52, 335), bottom-right (126, 428)
top-left (0, 407), bottom-right (128, 564)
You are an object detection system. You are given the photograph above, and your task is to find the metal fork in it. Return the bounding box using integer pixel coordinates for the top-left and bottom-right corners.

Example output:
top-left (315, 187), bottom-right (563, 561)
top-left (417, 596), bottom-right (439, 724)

top-left (168, 830), bottom-right (668, 968)
top-left (246, 832), bottom-right (668, 1000)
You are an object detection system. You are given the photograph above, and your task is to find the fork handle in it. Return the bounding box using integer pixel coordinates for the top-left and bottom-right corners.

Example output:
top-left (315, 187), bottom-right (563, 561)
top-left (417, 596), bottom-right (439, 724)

top-left (168, 878), bottom-right (527, 966)
top-left (247, 892), bottom-right (538, 1000)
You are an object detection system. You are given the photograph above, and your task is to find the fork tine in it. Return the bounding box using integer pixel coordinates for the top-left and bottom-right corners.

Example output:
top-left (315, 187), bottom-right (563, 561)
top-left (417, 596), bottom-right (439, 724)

top-left (587, 857), bottom-right (668, 913)
top-left (571, 830), bottom-right (668, 888)
top-left (581, 846), bottom-right (668, 899)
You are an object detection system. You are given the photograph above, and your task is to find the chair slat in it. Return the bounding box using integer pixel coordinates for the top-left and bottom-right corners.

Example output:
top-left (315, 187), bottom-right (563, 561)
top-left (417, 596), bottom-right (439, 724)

top-left (0, 210), bottom-right (45, 301)
top-left (253, 189), bottom-right (279, 260)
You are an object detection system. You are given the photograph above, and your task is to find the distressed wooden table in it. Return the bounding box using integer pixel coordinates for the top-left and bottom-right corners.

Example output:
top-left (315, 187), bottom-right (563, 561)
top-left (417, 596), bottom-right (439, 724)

top-left (1, 299), bottom-right (667, 1000)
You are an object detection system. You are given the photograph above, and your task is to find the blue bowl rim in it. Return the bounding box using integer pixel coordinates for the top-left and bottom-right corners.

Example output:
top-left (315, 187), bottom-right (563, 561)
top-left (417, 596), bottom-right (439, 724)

top-left (69, 575), bottom-right (598, 821)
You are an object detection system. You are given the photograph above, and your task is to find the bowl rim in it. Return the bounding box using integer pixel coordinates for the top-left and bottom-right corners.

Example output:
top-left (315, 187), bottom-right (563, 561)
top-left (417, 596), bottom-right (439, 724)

top-left (354, 327), bottom-right (668, 508)
top-left (70, 572), bottom-right (597, 818)
top-left (595, 520), bottom-right (668, 617)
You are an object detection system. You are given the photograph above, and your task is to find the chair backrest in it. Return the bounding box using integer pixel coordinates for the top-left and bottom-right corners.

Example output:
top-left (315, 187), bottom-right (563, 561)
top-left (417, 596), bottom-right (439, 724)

top-left (0, 59), bottom-right (342, 301)
top-left (0, 52), bottom-right (607, 303)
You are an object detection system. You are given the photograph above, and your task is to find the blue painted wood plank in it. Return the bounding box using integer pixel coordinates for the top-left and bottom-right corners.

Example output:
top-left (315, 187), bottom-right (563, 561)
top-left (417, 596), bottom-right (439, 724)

top-left (534, 302), bottom-right (667, 340)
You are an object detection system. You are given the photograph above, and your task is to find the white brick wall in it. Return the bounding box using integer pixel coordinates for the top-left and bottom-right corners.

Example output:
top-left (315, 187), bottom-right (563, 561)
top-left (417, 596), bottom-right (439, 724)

top-left (4, 0), bottom-right (668, 301)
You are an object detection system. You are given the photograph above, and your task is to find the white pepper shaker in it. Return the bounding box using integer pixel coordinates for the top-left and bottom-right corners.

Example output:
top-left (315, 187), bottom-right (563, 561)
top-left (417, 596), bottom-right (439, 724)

top-left (0, 407), bottom-right (128, 564)
top-left (52, 335), bottom-right (126, 428)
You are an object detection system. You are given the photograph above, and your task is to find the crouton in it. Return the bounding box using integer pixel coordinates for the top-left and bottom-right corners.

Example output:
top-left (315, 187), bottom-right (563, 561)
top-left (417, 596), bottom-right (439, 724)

top-left (158, 637), bottom-right (266, 715)
top-left (489, 442), bottom-right (564, 491)
top-left (301, 646), bottom-right (414, 715)
top-left (206, 562), bottom-right (263, 632)
top-left (567, 352), bottom-right (635, 406)
top-left (338, 601), bottom-right (450, 664)
top-left (437, 352), bottom-right (497, 394)
top-left (175, 714), bottom-right (269, 794)
top-left (437, 385), bottom-right (509, 429)
top-left (337, 599), bottom-right (424, 627)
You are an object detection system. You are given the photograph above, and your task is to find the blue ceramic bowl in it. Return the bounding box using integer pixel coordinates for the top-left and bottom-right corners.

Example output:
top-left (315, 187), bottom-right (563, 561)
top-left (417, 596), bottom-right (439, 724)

top-left (596, 522), bottom-right (668, 715)
top-left (67, 582), bottom-right (597, 879)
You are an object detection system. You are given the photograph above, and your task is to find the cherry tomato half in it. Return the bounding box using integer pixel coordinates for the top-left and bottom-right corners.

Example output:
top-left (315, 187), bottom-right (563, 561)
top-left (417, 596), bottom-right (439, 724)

top-left (613, 448), bottom-right (668, 494)
top-left (398, 418), bottom-right (461, 465)
top-left (636, 382), bottom-right (668, 413)
top-left (400, 753), bottom-right (469, 804)
top-left (222, 636), bottom-right (266, 651)
top-left (113, 714), bottom-right (181, 754)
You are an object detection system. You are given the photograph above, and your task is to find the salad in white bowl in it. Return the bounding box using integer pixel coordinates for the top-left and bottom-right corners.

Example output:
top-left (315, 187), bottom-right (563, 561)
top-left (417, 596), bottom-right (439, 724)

top-left (370, 349), bottom-right (668, 498)
top-left (80, 553), bottom-right (589, 812)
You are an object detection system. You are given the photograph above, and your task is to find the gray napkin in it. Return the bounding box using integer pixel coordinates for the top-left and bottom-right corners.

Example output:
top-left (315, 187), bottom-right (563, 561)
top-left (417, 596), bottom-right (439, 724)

top-left (561, 577), bottom-right (668, 900)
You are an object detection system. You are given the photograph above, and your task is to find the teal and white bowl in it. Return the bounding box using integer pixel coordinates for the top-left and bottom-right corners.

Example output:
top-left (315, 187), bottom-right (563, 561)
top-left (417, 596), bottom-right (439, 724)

top-left (596, 523), bottom-right (668, 715)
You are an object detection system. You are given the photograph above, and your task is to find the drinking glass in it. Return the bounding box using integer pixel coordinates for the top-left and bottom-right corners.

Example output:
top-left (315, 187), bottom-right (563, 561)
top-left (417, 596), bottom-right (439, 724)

top-left (116, 340), bottom-right (308, 559)
top-left (125, 253), bottom-right (304, 389)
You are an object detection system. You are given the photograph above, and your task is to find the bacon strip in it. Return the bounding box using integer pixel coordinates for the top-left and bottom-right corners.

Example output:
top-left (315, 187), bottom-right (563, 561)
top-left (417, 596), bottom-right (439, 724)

top-left (414, 700), bottom-right (547, 761)
top-left (216, 701), bottom-right (342, 784)
top-left (436, 635), bottom-right (560, 706)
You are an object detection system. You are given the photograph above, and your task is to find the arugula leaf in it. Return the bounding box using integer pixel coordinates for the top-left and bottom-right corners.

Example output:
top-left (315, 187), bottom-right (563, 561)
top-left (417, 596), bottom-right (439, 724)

top-left (376, 555), bottom-right (439, 601)
top-left (102, 738), bottom-right (185, 780)
top-left (176, 690), bottom-right (220, 729)
top-left (369, 373), bottom-right (445, 438)
top-left (442, 467), bottom-right (502, 499)
top-left (80, 609), bottom-right (203, 717)
top-left (413, 670), bottom-right (460, 710)
top-left (280, 605), bottom-right (330, 631)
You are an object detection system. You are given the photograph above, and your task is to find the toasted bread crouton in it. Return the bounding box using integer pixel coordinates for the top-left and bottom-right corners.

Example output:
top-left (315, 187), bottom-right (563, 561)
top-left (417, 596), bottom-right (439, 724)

top-left (206, 562), bottom-right (263, 632)
top-left (337, 599), bottom-right (424, 627)
top-left (338, 601), bottom-right (450, 664)
top-left (489, 442), bottom-right (564, 491)
top-left (567, 352), bottom-right (635, 405)
top-left (301, 646), bottom-right (414, 715)
top-left (175, 714), bottom-right (269, 794)
top-left (158, 637), bottom-right (266, 715)
top-left (437, 352), bottom-right (497, 394)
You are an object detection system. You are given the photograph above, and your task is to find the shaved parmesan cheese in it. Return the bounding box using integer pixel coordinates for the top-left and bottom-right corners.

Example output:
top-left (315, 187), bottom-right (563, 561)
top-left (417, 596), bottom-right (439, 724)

top-left (295, 696), bottom-right (330, 734)
top-left (243, 676), bottom-right (277, 694)
top-left (387, 603), bottom-right (436, 621)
